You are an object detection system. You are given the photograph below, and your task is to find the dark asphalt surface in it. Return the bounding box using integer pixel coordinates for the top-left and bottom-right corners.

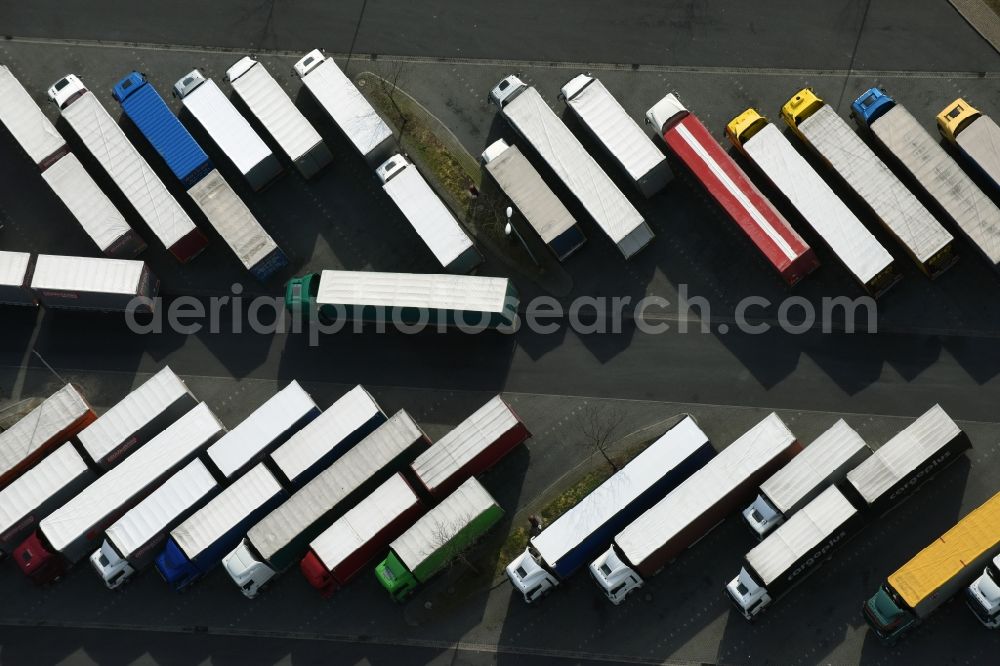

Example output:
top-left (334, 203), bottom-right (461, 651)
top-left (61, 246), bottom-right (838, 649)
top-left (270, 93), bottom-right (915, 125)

top-left (0, 0), bottom-right (996, 72)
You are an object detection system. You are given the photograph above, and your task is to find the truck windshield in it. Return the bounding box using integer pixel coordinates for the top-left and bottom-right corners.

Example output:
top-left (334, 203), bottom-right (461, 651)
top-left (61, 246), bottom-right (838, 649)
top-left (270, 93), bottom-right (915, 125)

top-left (987, 562), bottom-right (1000, 583)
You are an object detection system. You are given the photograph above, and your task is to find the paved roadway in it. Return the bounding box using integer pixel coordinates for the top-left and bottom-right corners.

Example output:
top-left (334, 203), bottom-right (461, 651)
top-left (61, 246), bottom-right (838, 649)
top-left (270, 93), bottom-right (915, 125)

top-left (0, 0), bottom-right (996, 72)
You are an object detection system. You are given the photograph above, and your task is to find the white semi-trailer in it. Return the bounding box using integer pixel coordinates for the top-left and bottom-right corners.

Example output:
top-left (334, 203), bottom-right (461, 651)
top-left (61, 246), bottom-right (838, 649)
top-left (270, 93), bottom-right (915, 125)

top-left (0, 251), bottom-right (35, 306)
top-left (0, 65), bottom-right (144, 258)
top-left (490, 75), bottom-right (653, 259)
top-left (782, 89), bottom-right (956, 278)
top-left (560, 74), bottom-right (671, 197)
top-left (90, 459), bottom-right (218, 588)
top-left (48, 75), bottom-right (207, 262)
top-left (225, 56), bottom-right (333, 179)
top-left (29, 254), bottom-right (159, 313)
top-left (727, 109), bottom-right (899, 298)
top-left (293, 49), bottom-right (395, 166)
top-left (376, 154), bottom-right (482, 274)
top-left (481, 139), bottom-right (586, 261)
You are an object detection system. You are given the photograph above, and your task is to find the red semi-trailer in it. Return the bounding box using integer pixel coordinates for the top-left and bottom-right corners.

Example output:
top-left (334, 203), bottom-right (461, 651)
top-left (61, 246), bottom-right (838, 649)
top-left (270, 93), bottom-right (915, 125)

top-left (645, 93), bottom-right (819, 286)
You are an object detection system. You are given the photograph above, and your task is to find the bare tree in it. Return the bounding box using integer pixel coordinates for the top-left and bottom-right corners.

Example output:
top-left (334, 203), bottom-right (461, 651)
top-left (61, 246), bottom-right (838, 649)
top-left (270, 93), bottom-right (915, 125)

top-left (581, 403), bottom-right (626, 472)
top-left (429, 516), bottom-right (480, 576)
top-left (371, 58), bottom-right (411, 137)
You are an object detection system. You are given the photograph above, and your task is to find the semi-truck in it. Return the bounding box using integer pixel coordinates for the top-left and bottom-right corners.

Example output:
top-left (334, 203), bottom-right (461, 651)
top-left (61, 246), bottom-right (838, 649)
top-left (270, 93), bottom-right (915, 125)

top-left (292, 49), bottom-right (395, 166)
top-left (301, 473), bottom-right (424, 596)
top-left (223, 410), bottom-right (429, 598)
top-left (410, 395), bottom-right (530, 499)
top-left (155, 463), bottom-right (286, 591)
top-left (76, 366), bottom-right (196, 470)
top-left (506, 416), bottom-right (714, 603)
top-left (589, 413), bottom-right (802, 604)
top-left (726, 109), bottom-right (899, 297)
top-left (0, 65), bottom-right (144, 258)
top-left (559, 74), bottom-right (671, 197)
top-left (375, 477), bottom-right (504, 601)
top-left (864, 488), bottom-right (1000, 644)
top-left (728, 486), bottom-right (864, 620)
top-left (284, 270), bottom-right (520, 331)
top-left (13, 403), bottom-right (224, 583)
top-left (90, 459), bottom-right (218, 589)
top-left (224, 56), bottom-right (333, 179)
top-left (0, 251), bottom-right (36, 306)
top-left (112, 72), bottom-right (287, 281)
top-left (0, 383), bottom-right (95, 489)
top-left (269, 385), bottom-right (386, 487)
top-left (782, 89), bottom-right (956, 278)
top-left (0, 444), bottom-right (94, 556)
top-left (851, 88), bottom-right (1000, 270)
top-left (48, 74), bottom-right (207, 262)
top-left (173, 69), bottom-right (283, 191)
top-left (843, 404), bottom-right (970, 517)
top-left (481, 139), bottom-right (586, 261)
top-left (490, 75), bottom-right (654, 259)
top-left (743, 419), bottom-right (871, 539)
top-left (967, 553), bottom-right (1000, 628)
top-left (645, 93), bottom-right (818, 286)
top-left (376, 154), bottom-right (483, 273)
top-left (937, 98), bottom-right (1000, 195)
top-left (206, 380), bottom-right (320, 481)
top-left (29, 254), bottom-right (159, 313)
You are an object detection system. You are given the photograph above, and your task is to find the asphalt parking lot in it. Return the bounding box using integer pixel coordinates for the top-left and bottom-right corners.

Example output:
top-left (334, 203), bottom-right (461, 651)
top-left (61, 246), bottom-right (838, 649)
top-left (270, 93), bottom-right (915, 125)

top-left (1, 2), bottom-right (1000, 664)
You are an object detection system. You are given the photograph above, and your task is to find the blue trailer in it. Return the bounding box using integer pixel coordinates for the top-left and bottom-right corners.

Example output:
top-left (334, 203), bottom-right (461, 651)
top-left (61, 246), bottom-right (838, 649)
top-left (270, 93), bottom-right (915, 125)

top-left (154, 463), bottom-right (286, 591)
top-left (113, 72), bottom-right (212, 188)
top-left (505, 415), bottom-right (715, 603)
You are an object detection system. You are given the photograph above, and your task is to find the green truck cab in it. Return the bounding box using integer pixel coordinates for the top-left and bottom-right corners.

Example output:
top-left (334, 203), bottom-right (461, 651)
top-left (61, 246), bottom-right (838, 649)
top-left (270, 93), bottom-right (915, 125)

top-left (284, 272), bottom-right (319, 318)
top-left (863, 584), bottom-right (916, 644)
top-left (375, 551), bottom-right (418, 602)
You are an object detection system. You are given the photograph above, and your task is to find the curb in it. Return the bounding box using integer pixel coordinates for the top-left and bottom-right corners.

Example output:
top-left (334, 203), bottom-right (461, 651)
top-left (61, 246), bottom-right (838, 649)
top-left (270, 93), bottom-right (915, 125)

top-left (950, 0), bottom-right (1000, 54)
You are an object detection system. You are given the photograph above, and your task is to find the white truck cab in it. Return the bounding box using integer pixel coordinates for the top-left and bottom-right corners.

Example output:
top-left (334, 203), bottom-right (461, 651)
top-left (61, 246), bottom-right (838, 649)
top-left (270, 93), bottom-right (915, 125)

top-left (558, 73), bottom-right (594, 102)
top-left (89, 540), bottom-right (135, 590)
top-left (375, 154), bottom-right (409, 185)
top-left (222, 538), bottom-right (276, 599)
top-left (743, 494), bottom-right (784, 539)
top-left (224, 56), bottom-right (257, 83)
top-left (172, 69), bottom-right (207, 99)
top-left (292, 49), bottom-right (325, 79)
top-left (480, 139), bottom-right (510, 165)
top-left (967, 554), bottom-right (1000, 628)
top-left (47, 74), bottom-right (87, 109)
top-left (726, 567), bottom-right (771, 620)
top-left (588, 547), bottom-right (643, 605)
top-left (505, 548), bottom-right (558, 603)
top-left (644, 93), bottom-right (688, 133)
top-left (489, 76), bottom-right (528, 109)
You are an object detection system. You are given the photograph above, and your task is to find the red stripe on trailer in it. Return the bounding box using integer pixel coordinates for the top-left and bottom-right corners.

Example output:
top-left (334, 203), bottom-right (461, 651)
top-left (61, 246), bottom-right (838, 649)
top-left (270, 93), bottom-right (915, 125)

top-left (664, 114), bottom-right (819, 285)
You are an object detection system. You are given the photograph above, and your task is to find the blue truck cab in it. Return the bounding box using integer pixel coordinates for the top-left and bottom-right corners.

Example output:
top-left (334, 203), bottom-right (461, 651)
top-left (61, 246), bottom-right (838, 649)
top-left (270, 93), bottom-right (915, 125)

top-left (113, 72), bottom-right (213, 188)
top-left (850, 88), bottom-right (895, 128)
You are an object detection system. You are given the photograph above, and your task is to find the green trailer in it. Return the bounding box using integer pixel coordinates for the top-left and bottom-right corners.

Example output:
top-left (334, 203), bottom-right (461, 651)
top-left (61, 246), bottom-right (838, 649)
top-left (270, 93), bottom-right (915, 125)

top-left (375, 478), bottom-right (504, 601)
top-left (285, 270), bottom-right (519, 330)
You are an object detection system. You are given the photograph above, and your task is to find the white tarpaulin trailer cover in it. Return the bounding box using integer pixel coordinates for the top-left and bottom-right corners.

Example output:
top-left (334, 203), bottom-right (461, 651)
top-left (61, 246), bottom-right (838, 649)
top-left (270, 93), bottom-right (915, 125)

top-left (501, 84), bottom-right (652, 258)
top-left (0, 384), bottom-right (92, 484)
top-left (742, 123), bottom-right (893, 286)
top-left (0, 65), bottom-right (66, 165)
top-left (31, 255), bottom-right (145, 296)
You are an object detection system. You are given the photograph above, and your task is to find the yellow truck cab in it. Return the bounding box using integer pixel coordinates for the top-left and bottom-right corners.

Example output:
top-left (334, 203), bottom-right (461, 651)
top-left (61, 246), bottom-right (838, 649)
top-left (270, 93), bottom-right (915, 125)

top-left (780, 88), bottom-right (825, 133)
top-left (936, 98), bottom-right (981, 143)
top-left (725, 108), bottom-right (770, 151)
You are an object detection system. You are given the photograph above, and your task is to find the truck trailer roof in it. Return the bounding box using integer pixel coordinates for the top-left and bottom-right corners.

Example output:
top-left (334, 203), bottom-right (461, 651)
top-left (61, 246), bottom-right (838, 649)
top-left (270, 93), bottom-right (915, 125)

top-left (207, 381), bottom-right (318, 479)
top-left (846, 405), bottom-right (962, 506)
top-left (889, 489), bottom-right (1000, 610)
top-left (0, 65), bottom-right (66, 165)
top-left (315, 270), bottom-right (515, 319)
top-left (310, 473), bottom-right (421, 572)
top-left (105, 459), bottom-right (218, 559)
top-left (225, 57), bottom-right (326, 163)
top-left (746, 486), bottom-right (858, 586)
top-left (30, 255), bottom-right (147, 296)
top-left (247, 410), bottom-right (426, 563)
top-left (0, 444), bottom-right (89, 541)
top-left (614, 413), bottom-right (797, 566)
top-left (0, 251), bottom-right (32, 289)
top-left (759, 419), bottom-right (868, 514)
top-left (390, 477), bottom-right (497, 571)
top-left (170, 463), bottom-right (282, 558)
top-left (532, 416), bottom-right (710, 570)
top-left (76, 367), bottom-right (193, 465)
top-left (270, 385), bottom-right (385, 485)
top-left (0, 384), bottom-right (92, 484)
top-left (40, 403), bottom-right (223, 553)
